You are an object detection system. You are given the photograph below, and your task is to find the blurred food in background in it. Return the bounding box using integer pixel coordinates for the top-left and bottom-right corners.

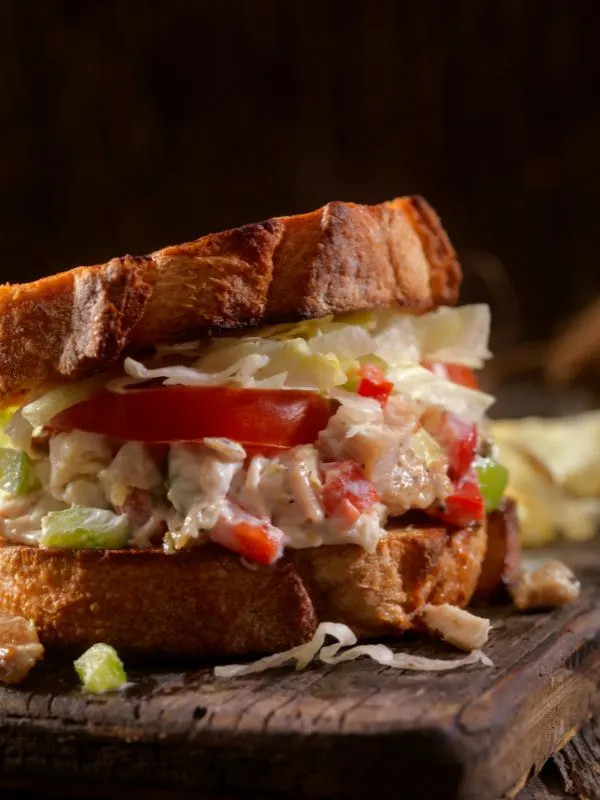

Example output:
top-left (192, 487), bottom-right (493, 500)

top-left (466, 249), bottom-right (600, 547)
top-left (491, 414), bottom-right (600, 546)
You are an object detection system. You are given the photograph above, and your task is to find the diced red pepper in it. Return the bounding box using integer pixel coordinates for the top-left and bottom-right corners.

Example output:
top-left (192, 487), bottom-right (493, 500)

top-left (421, 408), bottom-right (478, 481)
top-left (357, 364), bottom-right (394, 405)
top-left (323, 461), bottom-right (380, 522)
top-left (422, 361), bottom-right (480, 390)
top-left (430, 468), bottom-right (485, 528)
top-left (209, 517), bottom-right (285, 565)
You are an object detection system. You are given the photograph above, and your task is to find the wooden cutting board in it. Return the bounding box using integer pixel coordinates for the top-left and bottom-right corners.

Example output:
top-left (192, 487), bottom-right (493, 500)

top-left (1, 544), bottom-right (599, 800)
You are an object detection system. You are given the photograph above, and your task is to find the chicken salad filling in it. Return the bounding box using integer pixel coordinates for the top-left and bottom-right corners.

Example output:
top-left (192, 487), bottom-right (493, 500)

top-left (0, 305), bottom-right (508, 564)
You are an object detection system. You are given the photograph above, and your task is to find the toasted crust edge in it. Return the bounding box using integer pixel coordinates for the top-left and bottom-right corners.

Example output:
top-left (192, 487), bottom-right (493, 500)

top-left (0, 522), bottom-right (485, 657)
top-left (0, 196), bottom-right (460, 406)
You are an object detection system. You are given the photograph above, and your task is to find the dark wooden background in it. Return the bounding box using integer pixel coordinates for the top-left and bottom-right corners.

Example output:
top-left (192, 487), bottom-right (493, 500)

top-left (3, 0), bottom-right (600, 349)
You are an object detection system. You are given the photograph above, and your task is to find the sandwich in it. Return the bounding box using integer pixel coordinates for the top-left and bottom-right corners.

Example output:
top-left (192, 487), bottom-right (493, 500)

top-left (0, 196), bottom-right (514, 659)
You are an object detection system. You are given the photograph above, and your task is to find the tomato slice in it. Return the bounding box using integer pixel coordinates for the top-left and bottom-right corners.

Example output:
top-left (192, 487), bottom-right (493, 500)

top-left (421, 408), bottom-right (478, 481)
top-left (357, 364), bottom-right (394, 405)
top-left (422, 360), bottom-right (479, 390)
top-left (323, 461), bottom-right (380, 523)
top-left (50, 387), bottom-right (333, 447)
top-left (430, 469), bottom-right (485, 528)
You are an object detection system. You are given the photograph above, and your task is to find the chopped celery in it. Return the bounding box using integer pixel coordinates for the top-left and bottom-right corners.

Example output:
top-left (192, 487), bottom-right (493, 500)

top-left (40, 508), bottom-right (130, 549)
top-left (475, 457), bottom-right (509, 512)
top-left (74, 643), bottom-right (127, 693)
top-left (0, 448), bottom-right (40, 496)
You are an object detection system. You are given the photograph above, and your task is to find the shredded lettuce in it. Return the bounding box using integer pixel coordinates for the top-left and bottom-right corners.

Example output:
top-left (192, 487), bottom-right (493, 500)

top-left (412, 305), bottom-right (491, 367)
top-left (22, 378), bottom-right (102, 428)
top-left (308, 325), bottom-right (373, 361)
top-left (17, 305), bottom-right (495, 425)
top-left (214, 621), bottom-right (492, 678)
top-left (125, 305), bottom-right (492, 401)
top-left (372, 318), bottom-right (420, 364)
top-left (386, 363), bottom-right (494, 422)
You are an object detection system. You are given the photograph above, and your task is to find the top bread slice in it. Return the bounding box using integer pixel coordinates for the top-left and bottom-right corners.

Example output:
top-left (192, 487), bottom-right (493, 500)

top-left (0, 195), bottom-right (460, 407)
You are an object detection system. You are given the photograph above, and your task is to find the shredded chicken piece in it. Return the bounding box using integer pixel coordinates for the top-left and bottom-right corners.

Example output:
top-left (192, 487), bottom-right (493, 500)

top-left (49, 431), bottom-right (112, 504)
top-left (0, 613), bottom-right (44, 685)
top-left (166, 442), bottom-right (246, 550)
top-left (511, 560), bottom-right (581, 610)
top-left (168, 442), bottom-right (243, 516)
top-left (0, 493), bottom-right (65, 545)
top-left (286, 446), bottom-right (325, 524)
top-left (203, 438), bottom-right (246, 461)
top-left (319, 394), bottom-right (451, 515)
top-left (235, 456), bottom-right (288, 519)
top-left (421, 604), bottom-right (490, 651)
top-left (100, 442), bottom-right (163, 507)
top-left (63, 477), bottom-right (108, 509)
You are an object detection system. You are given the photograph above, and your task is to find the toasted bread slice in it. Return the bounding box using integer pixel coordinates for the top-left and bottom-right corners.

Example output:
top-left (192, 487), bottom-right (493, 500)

top-left (0, 196), bottom-right (460, 407)
top-left (0, 521), bottom-right (484, 657)
top-left (472, 498), bottom-right (521, 603)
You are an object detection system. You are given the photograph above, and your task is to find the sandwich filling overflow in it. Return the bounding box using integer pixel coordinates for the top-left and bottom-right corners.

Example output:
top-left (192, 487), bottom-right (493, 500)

top-left (0, 305), bottom-right (507, 565)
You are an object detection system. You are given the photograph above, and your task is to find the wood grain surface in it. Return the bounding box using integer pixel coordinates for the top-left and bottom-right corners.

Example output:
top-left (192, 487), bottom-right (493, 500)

top-left (0, 545), bottom-right (599, 799)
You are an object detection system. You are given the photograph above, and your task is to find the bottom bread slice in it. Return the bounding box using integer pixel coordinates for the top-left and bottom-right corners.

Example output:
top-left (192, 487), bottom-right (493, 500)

top-left (0, 523), bottom-right (486, 657)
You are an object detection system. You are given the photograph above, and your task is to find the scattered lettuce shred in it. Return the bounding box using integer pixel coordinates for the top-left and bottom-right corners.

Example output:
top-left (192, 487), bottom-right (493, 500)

top-left (214, 622), bottom-right (493, 678)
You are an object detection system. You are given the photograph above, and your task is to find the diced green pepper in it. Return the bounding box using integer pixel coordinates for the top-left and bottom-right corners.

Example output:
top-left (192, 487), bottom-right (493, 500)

top-left (74, 643), bottom-right (127, 693)
top-left (0, 448), bottom-right (40, 496)
top-left (475, 457), bottom-right (509, 512)
top-left (40, 508), bottom-right (130, 549)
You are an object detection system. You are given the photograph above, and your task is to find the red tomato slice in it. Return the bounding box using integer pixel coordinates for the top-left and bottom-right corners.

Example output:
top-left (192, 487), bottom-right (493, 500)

top-left (357, 364), bottom-right (394, 405)
top-left (430, 469), bottom-right (485, 527)
top-left (422, 360), bottom-right (479, 390)
top-left (50, 387), bottom-right (333, 446)
top-left (422, 408), bottom-right (478, 480)
top-left (323, 461), bottom-right (380, 522)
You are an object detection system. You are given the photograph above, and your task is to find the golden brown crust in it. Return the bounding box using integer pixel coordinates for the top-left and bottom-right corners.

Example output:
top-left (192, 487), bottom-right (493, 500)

top-left (0, 522), bottom-right (485, 657)
top-left (472, 498), bottom-right (521, 604)
top-left (0, 196), bottom-right (460, 407)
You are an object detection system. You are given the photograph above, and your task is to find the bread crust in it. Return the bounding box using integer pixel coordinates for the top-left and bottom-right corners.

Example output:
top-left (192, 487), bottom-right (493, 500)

top-left (0, 196), bottom-right (460, 406)
top-left (0, 522), bottom-right (484, 657)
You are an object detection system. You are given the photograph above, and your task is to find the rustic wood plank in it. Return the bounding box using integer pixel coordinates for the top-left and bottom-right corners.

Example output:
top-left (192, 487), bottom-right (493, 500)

top-left (552, 715), bottom-right (600, 799)
top-left (516, 772), bottom-right (565, 800)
